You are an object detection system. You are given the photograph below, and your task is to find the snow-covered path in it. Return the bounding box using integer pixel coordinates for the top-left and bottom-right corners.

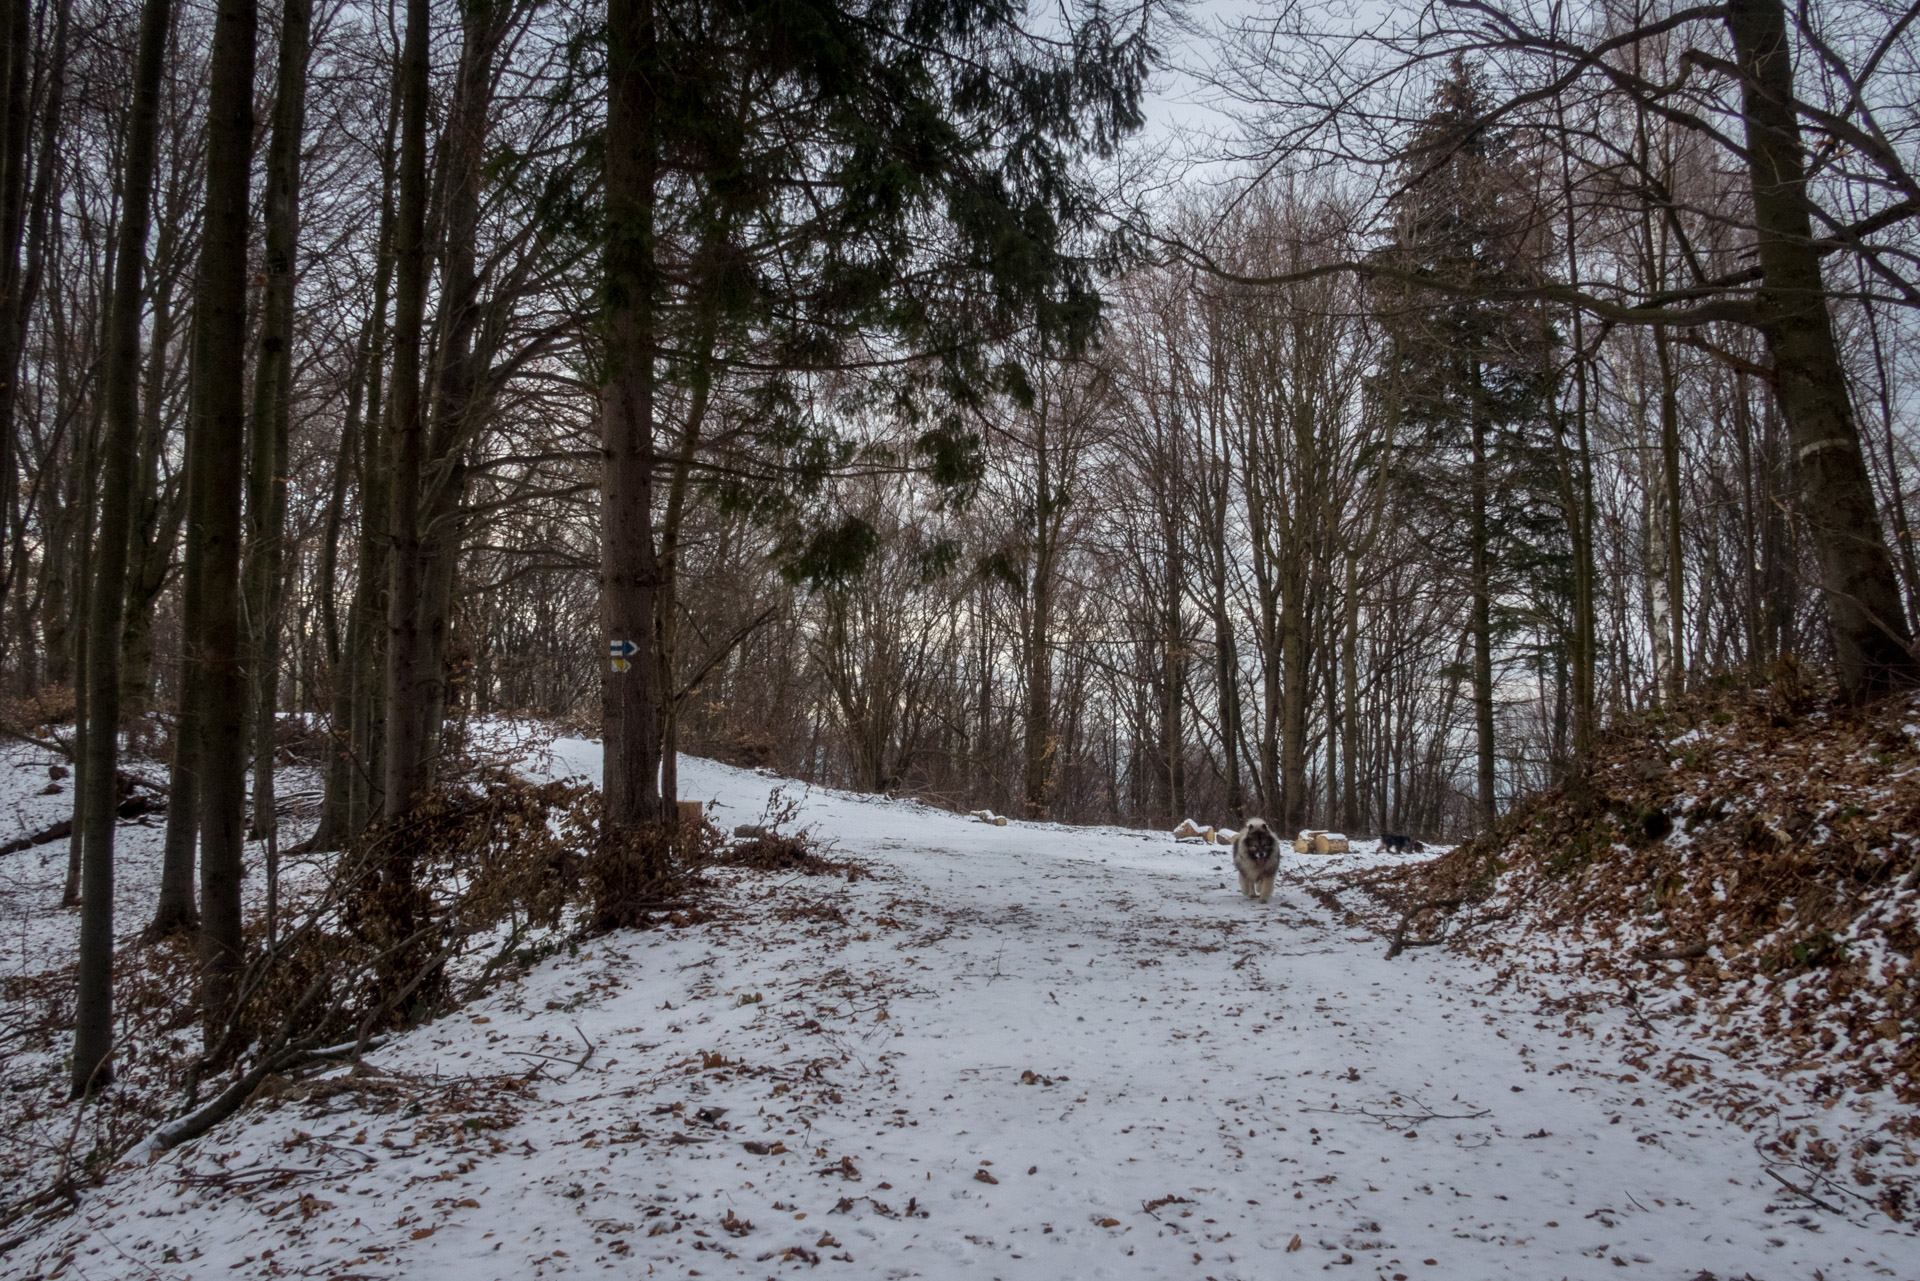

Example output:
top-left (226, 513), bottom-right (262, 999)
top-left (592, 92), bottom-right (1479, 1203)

top-left (6, 742), bottom-right (1915, 1280)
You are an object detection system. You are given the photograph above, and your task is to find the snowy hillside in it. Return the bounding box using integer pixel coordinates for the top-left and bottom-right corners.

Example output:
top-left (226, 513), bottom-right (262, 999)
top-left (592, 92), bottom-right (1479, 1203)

top-left (2, 731), bottom-right (1915, 1280)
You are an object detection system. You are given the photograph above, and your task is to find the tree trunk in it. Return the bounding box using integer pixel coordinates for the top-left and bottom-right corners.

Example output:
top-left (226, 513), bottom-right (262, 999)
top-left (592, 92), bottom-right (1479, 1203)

top-left (245, 0), bottom-right (311, 904)
top-left (305, 310), bottom-right (368, 852)
top-left (1277, 553), bottom-right (1308, 834)
top-left (345, 74), bottom-right (401, 839)
top-left (1161, 503), bottom-right (1184, 826)
top-left (1023, 401), bottom-right (1053, 821)
top-left (1208, 464), bottom-right (1244, 821)
top-left (1732, 369), bottom-right (1765, 670)
top-left (1341, 548), bottom-right (1361, 832)
top-left (1725, 0), bottom-right (1918, 698)
top-left (655, 312), bottom-right (717, 811)
top-left (414, 0), bottom-right (502, 784)
top-left (1243, 437), bottom-right (1281, 817)
top-left (602, 0), bottom-right (665, 834)
top-left (1654, 326), bottom-right (1686, 699)
top-left (187, 0), bottom-right (258, 1037)
top-left (122, 212), bottom-right (182, 721)
top-left (382, 0), bottom-right (432, 819)
top-left (73, 0), bottom-right (169, 1096)
top-left (1468, 364), bottom-right (1497, 828)
top-left (0, 0), bottom-right (32, 643)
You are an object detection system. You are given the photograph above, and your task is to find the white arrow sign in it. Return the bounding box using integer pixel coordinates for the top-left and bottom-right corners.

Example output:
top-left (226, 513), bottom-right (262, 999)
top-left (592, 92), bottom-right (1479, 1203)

top-left (608, 639), bottom-right (638, 658)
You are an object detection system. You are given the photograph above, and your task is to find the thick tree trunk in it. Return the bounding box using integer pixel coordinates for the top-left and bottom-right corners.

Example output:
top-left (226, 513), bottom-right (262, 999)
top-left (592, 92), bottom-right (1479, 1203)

top-left (602, 0), bottom-right (665, 834)
top-left (382, 0), bottom-right (431, 820)
top-left (1725, 0), bottom-right (1918, 699)
top-left (187, 0), bottom-right (258, 1037)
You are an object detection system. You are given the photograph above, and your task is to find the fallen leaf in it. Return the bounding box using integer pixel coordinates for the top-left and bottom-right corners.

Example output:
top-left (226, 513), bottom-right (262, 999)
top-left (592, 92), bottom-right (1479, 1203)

top-left (1286, 1234), bottom-right (1302, 1252)
top-left (974, 1169), bottom-right (998, 1185)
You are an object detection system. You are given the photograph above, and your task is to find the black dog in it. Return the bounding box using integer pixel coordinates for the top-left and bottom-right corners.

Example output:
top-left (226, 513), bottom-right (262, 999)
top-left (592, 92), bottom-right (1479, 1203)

top-left (1378, 832), bottom-right (1426, 854)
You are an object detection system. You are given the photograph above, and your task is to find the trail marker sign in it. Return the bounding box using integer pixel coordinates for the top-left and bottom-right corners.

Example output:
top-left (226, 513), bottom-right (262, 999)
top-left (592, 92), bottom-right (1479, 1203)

top-left (610, 658), bottom-right (631, 673)
top-left (608, 639), bottom-right (638, 658)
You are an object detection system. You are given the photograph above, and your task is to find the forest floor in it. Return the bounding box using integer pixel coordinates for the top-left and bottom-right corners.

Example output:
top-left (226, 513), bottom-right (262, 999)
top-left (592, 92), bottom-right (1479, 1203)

top-left (2, 726), bottom-right (1916, 1280)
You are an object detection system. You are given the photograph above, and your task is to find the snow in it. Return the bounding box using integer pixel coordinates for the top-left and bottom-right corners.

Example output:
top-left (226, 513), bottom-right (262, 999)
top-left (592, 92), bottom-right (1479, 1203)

top-left (2, 730), bottom-right (1916, 1279)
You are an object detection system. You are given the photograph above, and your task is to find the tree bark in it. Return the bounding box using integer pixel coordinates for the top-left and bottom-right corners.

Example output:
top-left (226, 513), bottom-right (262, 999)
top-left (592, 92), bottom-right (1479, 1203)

top-left (382, 0), bottom-right (432, 820)
top-left (1725, 0), bottom-right (1918, 699)
top-left (147, 212), bottom-right (198, 935)
top-left (187, 0), bottom-right (257, 1036)
top-left (602, 0), bottom-right (665, 834)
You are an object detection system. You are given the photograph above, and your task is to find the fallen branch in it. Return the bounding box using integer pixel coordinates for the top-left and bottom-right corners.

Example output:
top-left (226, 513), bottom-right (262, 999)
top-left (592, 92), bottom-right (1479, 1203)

top-left (570, 1023), bottom-right (596, 1074)
top-left (1302, 1100), bottom-right (1492, 1125)
top-left (0, 796), bottom-right (164, 856)
top-left (1764, 1167), bottom-right (1846, 1215)
top-left (1385, 898), bottom-right (1466, 959)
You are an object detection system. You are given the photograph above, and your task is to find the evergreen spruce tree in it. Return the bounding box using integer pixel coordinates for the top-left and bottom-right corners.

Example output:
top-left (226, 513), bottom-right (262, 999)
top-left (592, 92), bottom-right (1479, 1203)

top-left (1375, 57), bottom-right (1561, 828)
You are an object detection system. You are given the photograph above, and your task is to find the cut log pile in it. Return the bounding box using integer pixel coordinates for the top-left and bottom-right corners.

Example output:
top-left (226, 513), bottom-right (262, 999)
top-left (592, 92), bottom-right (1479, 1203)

top-left (1171, 818), bottom-right (1214, 843)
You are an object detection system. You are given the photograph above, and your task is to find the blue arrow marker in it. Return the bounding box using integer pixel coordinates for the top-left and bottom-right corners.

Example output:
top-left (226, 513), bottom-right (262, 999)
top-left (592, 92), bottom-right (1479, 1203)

top-left (609, 639), bottom-right (638, 658)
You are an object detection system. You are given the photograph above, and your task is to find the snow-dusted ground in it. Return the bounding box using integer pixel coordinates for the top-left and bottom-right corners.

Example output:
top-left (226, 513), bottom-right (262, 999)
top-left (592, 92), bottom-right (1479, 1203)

top-left (3, 730), bottom-right (1916, 1280)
